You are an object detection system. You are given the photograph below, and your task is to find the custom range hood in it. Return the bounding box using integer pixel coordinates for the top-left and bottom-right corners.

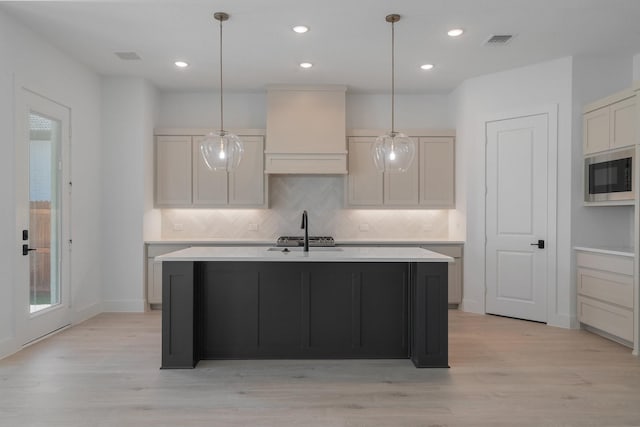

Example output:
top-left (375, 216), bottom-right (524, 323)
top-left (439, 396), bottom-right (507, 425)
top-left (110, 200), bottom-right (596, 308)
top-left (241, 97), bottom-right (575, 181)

top-left (265, 85), bottom-right (347, 174)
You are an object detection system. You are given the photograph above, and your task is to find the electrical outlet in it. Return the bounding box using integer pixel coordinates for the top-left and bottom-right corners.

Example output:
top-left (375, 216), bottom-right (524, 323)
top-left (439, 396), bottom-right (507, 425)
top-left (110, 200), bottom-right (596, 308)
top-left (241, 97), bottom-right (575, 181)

top-left (359, 223), bottom-right (370, 232)
top-left (173, 223), bottom-right (184, 231)
top-left (423, 224), bottom-right (433, 232)
top-left (248, 223), bottom-right (259, 231)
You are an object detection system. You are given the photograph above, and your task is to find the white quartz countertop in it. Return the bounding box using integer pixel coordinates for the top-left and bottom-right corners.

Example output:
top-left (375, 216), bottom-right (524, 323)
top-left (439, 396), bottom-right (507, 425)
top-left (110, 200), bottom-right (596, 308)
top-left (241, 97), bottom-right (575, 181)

top-left (155, 246), bottom-right (453, 263)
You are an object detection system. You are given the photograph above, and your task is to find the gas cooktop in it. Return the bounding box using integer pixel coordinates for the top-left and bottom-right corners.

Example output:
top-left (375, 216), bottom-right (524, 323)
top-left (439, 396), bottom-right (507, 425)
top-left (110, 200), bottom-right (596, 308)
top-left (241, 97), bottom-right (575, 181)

top-left (276, 236), bottom-right (335, 247)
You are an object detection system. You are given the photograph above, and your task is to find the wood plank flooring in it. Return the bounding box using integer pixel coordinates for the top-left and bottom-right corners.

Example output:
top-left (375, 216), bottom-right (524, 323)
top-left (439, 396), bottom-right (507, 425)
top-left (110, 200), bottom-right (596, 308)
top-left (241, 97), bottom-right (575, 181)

top-left (1, 311), bottom-right (639, 427)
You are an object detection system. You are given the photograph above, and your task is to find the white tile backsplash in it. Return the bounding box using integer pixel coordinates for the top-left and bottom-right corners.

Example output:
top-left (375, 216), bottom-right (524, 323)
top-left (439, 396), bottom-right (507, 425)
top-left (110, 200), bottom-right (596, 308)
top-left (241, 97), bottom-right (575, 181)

top-left (161, 176), bottom-right (449, 239)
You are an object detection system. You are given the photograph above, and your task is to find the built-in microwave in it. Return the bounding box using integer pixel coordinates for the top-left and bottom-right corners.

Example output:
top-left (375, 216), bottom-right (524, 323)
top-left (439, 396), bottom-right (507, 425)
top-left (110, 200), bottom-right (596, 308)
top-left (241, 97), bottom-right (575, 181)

top-left (584, 148), bottom-right (634, 203)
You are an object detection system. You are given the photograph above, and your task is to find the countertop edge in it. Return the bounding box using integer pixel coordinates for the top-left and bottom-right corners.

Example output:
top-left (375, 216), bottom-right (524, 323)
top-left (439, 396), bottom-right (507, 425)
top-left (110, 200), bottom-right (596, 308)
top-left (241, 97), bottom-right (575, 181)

top-left (574, 246), bottom-right (635, 257)
top-left (145, 239), bottom-right (465, 245)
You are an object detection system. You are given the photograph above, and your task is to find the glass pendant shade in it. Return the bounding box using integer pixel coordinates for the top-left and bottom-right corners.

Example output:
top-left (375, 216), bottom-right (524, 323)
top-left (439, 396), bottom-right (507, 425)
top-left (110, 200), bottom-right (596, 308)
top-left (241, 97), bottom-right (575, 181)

top-left (372, 131), bottom-right (415, 172)
top-left (200, 130), bottom-right (244, 172)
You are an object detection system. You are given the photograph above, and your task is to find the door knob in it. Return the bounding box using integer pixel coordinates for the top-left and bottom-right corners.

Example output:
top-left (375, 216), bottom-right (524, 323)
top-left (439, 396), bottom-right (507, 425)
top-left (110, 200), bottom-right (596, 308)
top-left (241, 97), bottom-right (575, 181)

top-left (530, 240), bottom-right (545, 249)
top-left (22, 244), bottom-right (36, 256)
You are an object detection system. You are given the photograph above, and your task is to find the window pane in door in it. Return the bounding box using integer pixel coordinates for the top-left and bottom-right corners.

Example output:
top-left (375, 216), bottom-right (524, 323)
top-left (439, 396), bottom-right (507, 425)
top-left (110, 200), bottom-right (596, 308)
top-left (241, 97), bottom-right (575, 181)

top-left (28, 113), bottom-right (61, 314)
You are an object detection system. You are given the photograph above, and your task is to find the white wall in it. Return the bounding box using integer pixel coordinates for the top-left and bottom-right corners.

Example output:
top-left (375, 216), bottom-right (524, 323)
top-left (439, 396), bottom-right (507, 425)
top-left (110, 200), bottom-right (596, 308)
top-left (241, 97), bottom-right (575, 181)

top-left (101, 77), bottom-right (158, 312)
top-left (633, 53), bottom-right (640, 82)
top-left (452, 57), bottom-right (574, 327)
top-left (157, 91), bottom-right (454, 130)
top-left (0, 8), bottom-right (103, 358)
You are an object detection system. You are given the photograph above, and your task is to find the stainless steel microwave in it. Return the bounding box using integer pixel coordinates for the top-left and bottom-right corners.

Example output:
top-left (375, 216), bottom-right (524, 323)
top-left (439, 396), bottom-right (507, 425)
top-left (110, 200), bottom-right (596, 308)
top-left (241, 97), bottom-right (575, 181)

top-left (584, 148), bottom-right (634, 203)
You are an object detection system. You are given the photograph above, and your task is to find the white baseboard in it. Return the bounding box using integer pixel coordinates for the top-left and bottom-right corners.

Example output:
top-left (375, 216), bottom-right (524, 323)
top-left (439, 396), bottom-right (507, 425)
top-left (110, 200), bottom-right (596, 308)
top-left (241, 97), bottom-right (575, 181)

top-left (102, 299), bottom-right (146, 313)
top-left (72, 302), bottom-right (103, 324)
top-left (460, 298), bottom-right (484, 314)
top-left (547, 313), bottom-right (574, 329)
top-left (0, 337), bottom-right (19, 361)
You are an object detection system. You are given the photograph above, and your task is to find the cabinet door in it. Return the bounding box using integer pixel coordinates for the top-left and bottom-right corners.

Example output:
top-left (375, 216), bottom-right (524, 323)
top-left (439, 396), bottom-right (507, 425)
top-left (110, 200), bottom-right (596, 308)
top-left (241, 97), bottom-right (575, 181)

top-left (156, 136), bottom-right (192, 206)
top-left (229, 136), bottom-right (265, 206)
top-left (583, 107), bottom-right (610, 155)
top-left (347, 137), bottom-right (383, 206)
top-left (384, 137), bottom-right (419, 205)
top-left (147, 260), bottom-right (163, 305)
top-left (419, 137), bottom-right (455, 208)
top-left (447, 260), bottom-right (462, 304)
top-left (192, 136), bottom-right (228, 206)
top-left (610, 96), bottom-right (636, 150)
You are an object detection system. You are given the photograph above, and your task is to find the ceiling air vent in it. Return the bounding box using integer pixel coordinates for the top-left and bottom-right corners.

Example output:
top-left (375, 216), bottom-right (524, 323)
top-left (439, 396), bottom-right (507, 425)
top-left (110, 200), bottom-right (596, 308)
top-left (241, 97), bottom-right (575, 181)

top-left (114, 51), bottom-right (141, 60)
top-left (484, 34), bottom-right (514, 46)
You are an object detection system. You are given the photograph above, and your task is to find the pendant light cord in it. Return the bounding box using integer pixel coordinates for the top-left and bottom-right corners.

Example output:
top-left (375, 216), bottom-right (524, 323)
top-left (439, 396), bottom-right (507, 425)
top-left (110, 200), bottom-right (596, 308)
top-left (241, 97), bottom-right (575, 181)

top-left (219, 17), bottom-right (224, 133)
top-left (391, 19), bottom-right (395, 135)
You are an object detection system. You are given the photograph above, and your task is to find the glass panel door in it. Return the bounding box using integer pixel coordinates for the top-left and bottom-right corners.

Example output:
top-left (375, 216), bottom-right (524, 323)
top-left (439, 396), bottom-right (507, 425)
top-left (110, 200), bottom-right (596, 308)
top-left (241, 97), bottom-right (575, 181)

top-left (15, 87), bottom-right (71, 345)
top-left (28, 113), bottom-right (61, 314)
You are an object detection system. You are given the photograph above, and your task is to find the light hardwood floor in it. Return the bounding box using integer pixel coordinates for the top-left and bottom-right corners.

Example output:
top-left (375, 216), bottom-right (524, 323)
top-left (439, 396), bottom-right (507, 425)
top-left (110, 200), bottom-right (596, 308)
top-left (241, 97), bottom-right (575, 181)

top-left (1, 311), bottom-right (639, 427)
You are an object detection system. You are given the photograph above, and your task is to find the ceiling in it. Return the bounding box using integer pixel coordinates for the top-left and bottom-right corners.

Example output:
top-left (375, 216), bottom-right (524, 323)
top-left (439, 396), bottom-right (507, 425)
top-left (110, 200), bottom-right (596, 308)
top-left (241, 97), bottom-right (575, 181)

top-left (2, 0), bottom-right (640, 93)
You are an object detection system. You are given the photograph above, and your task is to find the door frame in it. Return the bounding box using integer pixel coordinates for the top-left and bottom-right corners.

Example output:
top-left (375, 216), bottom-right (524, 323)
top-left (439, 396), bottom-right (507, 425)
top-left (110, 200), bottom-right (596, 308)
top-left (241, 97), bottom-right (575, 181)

top-left (14, 83), bottom-right (72, 345)
top-left (482, 104), bottom-right (558, 320)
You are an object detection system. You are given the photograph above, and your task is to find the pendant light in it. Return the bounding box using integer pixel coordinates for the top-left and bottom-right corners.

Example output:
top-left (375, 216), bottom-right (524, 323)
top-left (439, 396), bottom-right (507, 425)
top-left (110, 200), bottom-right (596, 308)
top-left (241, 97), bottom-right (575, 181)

top-left (372, 14), bottom-right (415, 173)
top-left (200, 12), bottom-right (244, 172)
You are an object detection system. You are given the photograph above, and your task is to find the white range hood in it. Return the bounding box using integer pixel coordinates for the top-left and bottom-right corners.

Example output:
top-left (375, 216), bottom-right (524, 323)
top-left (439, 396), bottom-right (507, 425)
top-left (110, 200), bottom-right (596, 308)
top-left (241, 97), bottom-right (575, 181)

top-left (265, 85), bottom-right (347, 174)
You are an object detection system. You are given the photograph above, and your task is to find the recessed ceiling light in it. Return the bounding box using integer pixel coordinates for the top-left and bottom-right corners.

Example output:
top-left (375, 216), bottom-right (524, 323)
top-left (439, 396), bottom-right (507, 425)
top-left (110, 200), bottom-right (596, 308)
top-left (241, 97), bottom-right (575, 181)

top-left (299, 62), bottom-right (313, 69)
top-left (447, 28), bottom-right (464, 37)
top-left (293, 25), bottom-right (309, 34)
top-left (420, 64), bottom-right (435, 70)
top-left (174, 61), bottom-right (189, 68)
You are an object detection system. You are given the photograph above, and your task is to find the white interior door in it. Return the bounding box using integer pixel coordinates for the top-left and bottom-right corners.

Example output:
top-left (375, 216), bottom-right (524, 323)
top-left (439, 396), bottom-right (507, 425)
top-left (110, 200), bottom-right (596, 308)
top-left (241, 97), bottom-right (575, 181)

top-left (15, 88), bottom-right (71, 344)
top-left (485, 113), bottom-right (548, 322)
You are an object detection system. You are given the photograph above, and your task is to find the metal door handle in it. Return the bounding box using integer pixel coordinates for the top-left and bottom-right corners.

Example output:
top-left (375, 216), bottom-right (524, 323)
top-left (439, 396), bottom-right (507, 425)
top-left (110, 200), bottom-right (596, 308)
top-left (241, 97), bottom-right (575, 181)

top-left (22, 244), bottom-right (37, 256)
top-left (530, 240), bottom-right (545, 249)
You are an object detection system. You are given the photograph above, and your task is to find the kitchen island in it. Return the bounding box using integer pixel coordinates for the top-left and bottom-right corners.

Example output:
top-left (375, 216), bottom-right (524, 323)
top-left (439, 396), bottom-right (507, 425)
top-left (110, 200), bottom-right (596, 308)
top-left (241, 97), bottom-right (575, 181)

top-left (157, 246), bottom-right (452, 369)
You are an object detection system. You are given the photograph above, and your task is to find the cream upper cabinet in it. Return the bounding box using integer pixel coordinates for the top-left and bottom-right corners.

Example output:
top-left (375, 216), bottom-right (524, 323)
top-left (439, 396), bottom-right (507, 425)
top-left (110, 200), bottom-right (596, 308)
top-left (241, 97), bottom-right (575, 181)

top-left (420, 137), bottom-right (455, 208)
top-left (347, 137), bottom-right (383, 206)
top-left (583, 92), bottom-right (636, 155)
top-left (156, 136), bottom-right (192, 206)
top-left (346, 134), bottom-right (455, 208)
top-left (192, 135), bottom-right (228, 206)
top-left (384, 137), bottom-right (419, 205)
top-left (228, 136), bottom-right (265, 206)
top-left (155, 134), bottom-right (266, 208)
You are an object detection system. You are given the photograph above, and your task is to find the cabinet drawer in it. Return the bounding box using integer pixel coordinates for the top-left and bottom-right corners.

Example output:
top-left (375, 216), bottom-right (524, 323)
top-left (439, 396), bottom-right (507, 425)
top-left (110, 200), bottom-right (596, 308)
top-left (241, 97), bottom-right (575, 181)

top-left (578, 295), bottom-right (633, 342)
top-left (577, 267), bottom-right (633, 308)
top-left (575, 251), bottom-right (633, 276)
top-left (423, 245), bottom-right (462, 258)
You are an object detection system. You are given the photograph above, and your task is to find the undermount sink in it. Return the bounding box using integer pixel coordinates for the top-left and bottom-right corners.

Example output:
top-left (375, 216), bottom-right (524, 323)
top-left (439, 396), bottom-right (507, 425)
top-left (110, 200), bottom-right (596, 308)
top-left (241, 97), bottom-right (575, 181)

top-left (267, 247), bottom-right (343, 252)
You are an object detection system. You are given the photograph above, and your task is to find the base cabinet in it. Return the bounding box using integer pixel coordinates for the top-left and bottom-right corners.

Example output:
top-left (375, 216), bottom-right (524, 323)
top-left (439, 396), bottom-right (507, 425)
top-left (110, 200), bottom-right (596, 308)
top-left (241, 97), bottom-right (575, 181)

top-left (576, 250), bottom-right (634, 344)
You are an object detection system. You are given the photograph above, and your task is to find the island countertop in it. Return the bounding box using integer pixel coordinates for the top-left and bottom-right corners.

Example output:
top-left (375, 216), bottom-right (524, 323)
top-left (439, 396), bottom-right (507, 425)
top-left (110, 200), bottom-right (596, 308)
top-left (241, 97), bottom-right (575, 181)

top-left (156, 246), bottom-right (453, 263)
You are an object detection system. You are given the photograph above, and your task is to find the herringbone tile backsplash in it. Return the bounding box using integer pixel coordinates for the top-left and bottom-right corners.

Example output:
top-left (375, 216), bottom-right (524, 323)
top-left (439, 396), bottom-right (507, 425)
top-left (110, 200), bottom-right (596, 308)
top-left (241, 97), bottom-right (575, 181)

top-left (161, 176), bottom-right (449, 240)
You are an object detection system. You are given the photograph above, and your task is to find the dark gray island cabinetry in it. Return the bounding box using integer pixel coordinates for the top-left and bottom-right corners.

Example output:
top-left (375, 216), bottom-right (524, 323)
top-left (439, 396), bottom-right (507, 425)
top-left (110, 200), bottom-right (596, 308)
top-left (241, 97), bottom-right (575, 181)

top-left (157, 246), bottom-right (450, 369)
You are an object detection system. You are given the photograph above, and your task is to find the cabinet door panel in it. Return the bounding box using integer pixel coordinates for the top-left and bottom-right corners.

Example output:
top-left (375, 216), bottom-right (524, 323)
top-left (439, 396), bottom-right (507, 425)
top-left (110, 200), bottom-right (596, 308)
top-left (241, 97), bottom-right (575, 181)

top-left (258, 268), bottom-right (304, 354)
top-left (192, 136), bottom-right (228, 206)
top-left (360, 268), bottom-right (407, 356)
top-left (201, 267), bottom-right (259, 357)
top-left (610, 97), bottom-right (636, 149)
top-left (156, 136), bottom-right (192, 206)
top-left (384, 137), bottom-right (419, 205)
top-left (308, 268), bottom-right (353, 353)
top-left (347, 137), bottom-right (383, 205)
top-left (229, 136), bottom-right (265, 206)
top-left (583, 107), bottom-right (610, 154)
top-left (419, 137), bottom-right (455, 208)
